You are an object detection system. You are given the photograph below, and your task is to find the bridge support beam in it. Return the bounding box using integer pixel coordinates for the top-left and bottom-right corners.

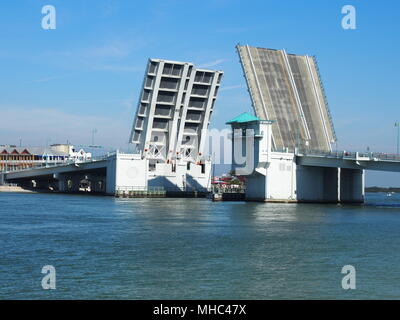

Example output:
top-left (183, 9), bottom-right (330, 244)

top-left (56, 174), bottom-right (68, 192)
top-left (296, 166), bottom-right (339, 203)
top-left (70, 176), bottom-right (82, 192)
top-left (339, 168), bottom-right (364, 203)
top-left (56, 174), bottom-right (81, 193)
top-left (87, 174), bottom-right (106, 193)
top-left (35, 180), bottom-right (51, 190)
top-left (245, 174), bottom-right (267, 201)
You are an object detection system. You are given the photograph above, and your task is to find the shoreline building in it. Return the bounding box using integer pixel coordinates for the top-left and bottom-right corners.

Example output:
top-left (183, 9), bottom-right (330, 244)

top-left (0, 144), bottom-right (91, 172)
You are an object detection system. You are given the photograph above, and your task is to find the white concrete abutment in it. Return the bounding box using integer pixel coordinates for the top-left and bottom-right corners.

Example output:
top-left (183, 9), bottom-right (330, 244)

top-left (3, 151), bottom-right (212, 195)
top-left (296, 166), bottom-right (339, 203)
top-left (297, 166), bottom-right (364, 203)
top-left (243, 163), bottom-right (364, 203)
top-left (339, 168), bottom-right (364, 203)
top-left (228, 116), bottom-right (367, 204)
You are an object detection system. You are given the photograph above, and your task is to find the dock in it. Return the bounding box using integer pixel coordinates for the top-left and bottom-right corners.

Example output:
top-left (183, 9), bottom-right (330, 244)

top-left (115, 187), bottom-right (209, 199)
top-left (210, 187), bottom-right (245, 201)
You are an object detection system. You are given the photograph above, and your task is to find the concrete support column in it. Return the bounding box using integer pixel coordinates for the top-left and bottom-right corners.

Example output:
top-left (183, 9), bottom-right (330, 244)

top-left (106, 156), bottom-right (117, 195)
top-left (340, 168), bottom-right (364, 203)
top-left (245, 174), bottom-right (267, 201)
top-left (296, 165), bottom-right (339, 203)
top-left (88, 174), bottom-right (106, 193)
top-left (322, 167), bottom-right (340, 203)
top-left (57, 174), bottom-right (68, 192)
top-left (36, 180), bottom-right (50, 190)
top-left (56, 174), bottom-right (81, 193)
top-left (70, 176), bottom-right (81, 192)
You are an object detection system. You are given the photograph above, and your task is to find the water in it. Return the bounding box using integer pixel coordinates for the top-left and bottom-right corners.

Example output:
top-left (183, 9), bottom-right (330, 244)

top-left (1, 192), bottom-right (400, 299)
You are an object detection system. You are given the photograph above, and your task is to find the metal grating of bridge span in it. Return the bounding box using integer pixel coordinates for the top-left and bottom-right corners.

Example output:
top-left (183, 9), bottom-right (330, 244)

top-left (237, 45), bottom-right (336, 152)
top-left (129, 59), bottom-right (223, 164)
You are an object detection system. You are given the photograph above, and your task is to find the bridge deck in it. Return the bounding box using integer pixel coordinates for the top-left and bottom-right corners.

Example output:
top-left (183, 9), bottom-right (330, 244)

top-left (297, 151), bottom-right (400, 172)
top-left (3, 159), bottom-right (108, 181)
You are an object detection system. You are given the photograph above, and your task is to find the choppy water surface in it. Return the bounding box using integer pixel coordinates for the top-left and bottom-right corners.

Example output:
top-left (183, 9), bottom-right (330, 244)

top-left (1, 192), bottom-right (400, 299)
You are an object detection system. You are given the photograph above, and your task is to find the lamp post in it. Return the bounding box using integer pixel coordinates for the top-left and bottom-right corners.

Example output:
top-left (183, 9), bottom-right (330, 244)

top-left (396, 121), bottom-right (400, 155)
top-left (91, 128), bottom-right (98, 146)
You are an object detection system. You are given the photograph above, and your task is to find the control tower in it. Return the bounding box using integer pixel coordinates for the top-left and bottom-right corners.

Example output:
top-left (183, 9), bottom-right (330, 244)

top-left (130, 59), bottom-right (223, 165)
top-left (236, 45), bottom-right (336, 152)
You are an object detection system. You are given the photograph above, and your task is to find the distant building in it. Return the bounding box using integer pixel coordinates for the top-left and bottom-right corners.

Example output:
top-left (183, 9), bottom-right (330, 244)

top-left (0, 144), bottom-right (91, 172)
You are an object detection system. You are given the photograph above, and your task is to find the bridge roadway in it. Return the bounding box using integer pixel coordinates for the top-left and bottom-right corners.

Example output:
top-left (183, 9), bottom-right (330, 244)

top-left (3, 159), bottom-right (107, 179)
top-left (291, 150), bottom-right (400, 203)
top-left (296, 150), bottom-right (400, 172)
top-left (1, 150), bottom-right (400, 201)
top-left (1, 157), bottom-right (109, 193)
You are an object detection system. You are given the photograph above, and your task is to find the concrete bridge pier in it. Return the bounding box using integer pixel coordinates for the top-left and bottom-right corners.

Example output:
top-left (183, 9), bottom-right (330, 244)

top-left (54, 173), bottom-right (106, 193)
top-left (296, 166), bottom-right (339, 203)
top-left (69, 175), bottom-right (82, 192)
top-left (56, 173), bottom-right (68, 192)
top-left (87, 174), bottom-right (106, 193)
top-left (35, 180), bottom-right (51, 190)
top-left (56, 173), bottom-right (82, 193)
top-left (339, 168), bottom-right (364, 203)
top-left (245, 174), bottom-right (267, 201)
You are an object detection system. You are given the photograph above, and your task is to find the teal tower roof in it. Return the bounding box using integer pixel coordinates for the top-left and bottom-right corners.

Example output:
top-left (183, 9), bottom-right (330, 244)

top-left (226, 112), bottom-right (261, 125)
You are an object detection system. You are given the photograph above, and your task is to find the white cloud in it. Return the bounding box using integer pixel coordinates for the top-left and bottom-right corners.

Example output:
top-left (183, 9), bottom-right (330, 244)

top-left (198, 59), bottom-right (226, 68)
top-left (219, 84), bottom-right (246, 92)
top-left (38, 37), bottom-right (150, 73)
top-left (90, 64), bottom-right (142, 72)
top-left (29, 74), bottom-right (74, 84)
top-left (81, 43), bottom-right (131, 59)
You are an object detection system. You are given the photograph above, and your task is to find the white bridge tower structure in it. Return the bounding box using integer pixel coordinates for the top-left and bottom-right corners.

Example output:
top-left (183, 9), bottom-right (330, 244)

top-left (130, 59), bottom-right (223, 166)
top-left (125, 58), bottom-right (223, 191)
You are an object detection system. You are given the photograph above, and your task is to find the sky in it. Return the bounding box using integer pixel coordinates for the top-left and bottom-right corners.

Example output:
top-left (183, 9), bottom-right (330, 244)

top-left (0, 0), bottom-right (399, 186)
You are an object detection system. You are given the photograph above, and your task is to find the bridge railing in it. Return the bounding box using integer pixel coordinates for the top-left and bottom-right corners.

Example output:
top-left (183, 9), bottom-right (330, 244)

top-left (297, 149), bottom-right (345, 158)
top-left (299, 149), bottom-right (400, 162)
top-left (370, 152), bottom-right (400, 161)
top-left (1, 160), bottom-right (74, 174)
top-left (1, 154), bottom-right (111, 174)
